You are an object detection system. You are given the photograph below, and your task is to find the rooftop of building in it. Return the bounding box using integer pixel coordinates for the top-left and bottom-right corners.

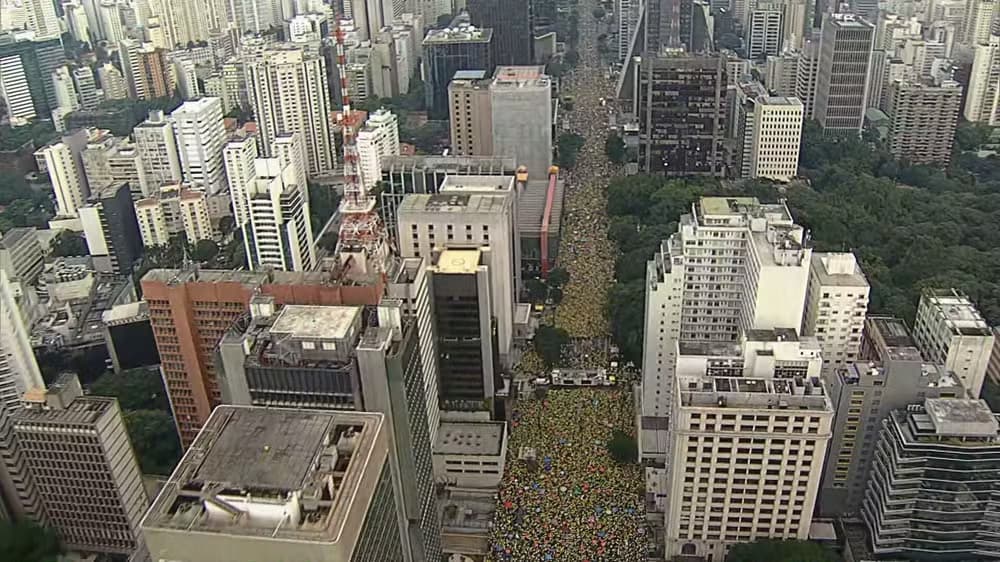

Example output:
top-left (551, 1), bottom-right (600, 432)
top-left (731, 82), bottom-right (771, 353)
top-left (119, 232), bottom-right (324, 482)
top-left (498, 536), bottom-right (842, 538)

top-left (141, 264), bottom-right (381, 289)
top-left (268, 305), bottom-right (361, 340)
top-left (423, 24), bottom-right (493, 44)
top-left (33, 273), bottom-right (134, 349)
top-left (381, 154), bottom-right (517, 173)
top-left (517, 178), bottom-right (564, 235)
top-left (746, 327), bottom-right (799, 343)
top-left (101, 301), bottom-right (149, 325)
top-left (398, 192), bottom-right (510, 215)
top-left (143, 406), bottom-right (386, 540)
top-left (491, 65), bottom-right (549, 88)
top-left (435, 421), bottom-right (505, 455)
top-left (14, 394), bottom-right (113, 426)
top-left (836, 360), bottom-right (959, 389)
top-left (761, 95), bottom-right (803, 106)
top-left (0, 227), bottom-right (36, 247)
top-left (453, 69), bottom-right (487, 81)
top-left (905, 398), bottom-right (1000, 442)
top-left (433, 249), bottom-right (482, 274)
top-left (697, 196), bottom-right (793, 222)
top-left (813, 252), bottom-right (869, 287)
top-left (440, 175), bottom-right (514, 193)
top-left (865, 316), bottom-right (923, 361)
top-left (679, 375), bottom-right (829, 411)
top-left (922, 289), bottom-right (992, 336)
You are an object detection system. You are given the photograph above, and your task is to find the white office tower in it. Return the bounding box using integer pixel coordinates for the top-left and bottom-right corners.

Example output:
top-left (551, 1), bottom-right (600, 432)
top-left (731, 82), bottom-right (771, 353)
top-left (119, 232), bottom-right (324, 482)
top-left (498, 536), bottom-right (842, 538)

top-left (135, 184), bottom-right (213, 247)
top-left (617, 0), bottom-right (640, 61)
top-left (765, 51), bottom-right (799, 96)
top-left (963, 0), bottom-right (998, 46)
top-left (34, 129), bottom-right (92, 218)
top-left (747, 5), bottom-right (784, 60)
top-left (965, 36), bottom-right (1000, 124)
top-left (663, 330), bottom-right (832, 560)
top-left (72, 66), bottom-right (98, 110)
top-left (245, 148), bottom-right (317, 271)
top-left (134, 109), bottom-right (183, 186)
top-left (170, 97), bottom-right (228, 194)
top-left (912, 289), bottom-right (996, 397)
top-left (357, 108), bottom-right (400, 189)
top-left (173, 58), bottom-right (199, 99)
top-left (24, 0), bottom-right (60, 39)
top-left (222, 133), bottom-right (259, 237)
top-left (801, 253), bottom-right (870, 372)
top-left (52, 66), bottom-right (80, 112)
top-left (397, 175), bottom-right (518, 366)
top-left (640, 197), bottom-right (812, 463)
top-left (98, 0), bottom-right (126, 42)
top-left (749, 96), bottom-right (803, 181)
top-left (64, 1), bottom-right (91, 42)
top-left (0, 268), bottom-right (44, 519)
top-left (245, 44), bottom-right (338, 178)
top-left (97, 62), bottom-right (128, 100)
top-left (230, 0), bottom-right (276, 34)
top-left (0, 54), bottom-right (35, 125)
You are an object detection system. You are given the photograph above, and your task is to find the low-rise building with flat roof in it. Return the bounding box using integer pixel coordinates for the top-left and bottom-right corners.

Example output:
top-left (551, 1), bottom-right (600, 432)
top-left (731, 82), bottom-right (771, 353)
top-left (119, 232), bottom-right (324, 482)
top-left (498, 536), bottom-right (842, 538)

top-left (433, 421), bottom-right (507, 489)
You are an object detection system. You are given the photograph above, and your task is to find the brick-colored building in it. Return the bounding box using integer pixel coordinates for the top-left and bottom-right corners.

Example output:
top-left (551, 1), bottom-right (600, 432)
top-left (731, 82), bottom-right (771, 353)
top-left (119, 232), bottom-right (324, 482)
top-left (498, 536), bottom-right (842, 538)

top-left (141, 268), bottom-right (384, 446)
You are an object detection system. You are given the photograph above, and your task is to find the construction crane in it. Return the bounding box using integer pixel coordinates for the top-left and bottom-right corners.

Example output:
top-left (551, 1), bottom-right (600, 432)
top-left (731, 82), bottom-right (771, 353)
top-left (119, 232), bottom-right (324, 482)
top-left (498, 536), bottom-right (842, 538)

top-left (332, 13), bottom-right (389, 275)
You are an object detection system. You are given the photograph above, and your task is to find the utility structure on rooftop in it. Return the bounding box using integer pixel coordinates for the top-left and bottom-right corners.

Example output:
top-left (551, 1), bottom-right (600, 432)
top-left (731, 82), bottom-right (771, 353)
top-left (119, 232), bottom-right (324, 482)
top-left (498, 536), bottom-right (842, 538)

top-left (334, 11), bottom-right (389, 276)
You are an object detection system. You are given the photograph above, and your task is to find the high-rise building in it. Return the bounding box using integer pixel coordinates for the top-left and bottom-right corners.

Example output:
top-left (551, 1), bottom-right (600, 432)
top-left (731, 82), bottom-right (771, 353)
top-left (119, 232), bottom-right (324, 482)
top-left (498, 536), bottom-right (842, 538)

top-left (170, 97), bottom-right (227, 194)
top-left (141, 407), bottom-right (411, 561)
top-left (884, 78), bottom-right (962, 165)
top-left (448, 71), bottom-right (493, 156)
top-left (743, 94), bottom-right (804, 181)
top-left (662, 330), bottom-right (833, 560)
top-left (964, 35), bottom-right (1000, 124)
top-left (82, 131), bottom-right (151, 200)
top-left (0, 268), bottom-right (44, 519)
top-left (617, 0), bottom-right (642, 60)
top-left (640, 197), bottom-right (812, 461)
top-left (0, 34), bottom-right (63, 116)
top-left (34, 129), bottom-right (92, 218)
top-left (78, 183), bottom-right (144, 274)
top-left (795, 35), bottom-right (820, 119)
top-left (423, 24), bottom-right (494, 119)
top-left (801, 252), bottom-right (870, 372)
top-left (643, 0), bottom-right (713, 53)
top-left (0, 50), bottom-right (36, 124)
top-left (71, 66), bottom-right (99, 110)
top-left (467, 0), bottom-right (532, 65)
top-left (765, 51), bottom-right (800, 96)
top-left (134, 109), bottom-right (183, 186)
top-left (912, 289), bottom-right (995, 397)
top-left (0, 228), bottom-right (44, 284)
top-left (52, 65), bottom-right (80, 113)
top-left (218, 301), bottom-right (443, 560)
top-left (489, 66), bottom-right (553, 181)
top-left (142, 267), bottom-right (385, 446)
top-left (245, 154), bottom-right (317, 272)
top-left (633, 53), bottom-right (727, 176)
top-left (963, 0), bottom-right (998, 46)
top-left (813, 13), bottom-right (875, 133)
top-left (397, 175), bottom-right (518, 368)
top-left (747, 5), bottom-right (784, 60)
top-left (862, 398), bottom-right (1000, 559)
top-left (98, 0), bottom-right (126, 42)
top-left (64, 1), bottom-right (91, 43)
top-left (13, 374), bottom-right (149, 558)
top-left (817, 316), bottom-right (965, 517)
top-left (222, 133), bottom-right (258, 239)
top-left (245, 44), bottom-right (338, 178)
top-left (23, 0), bottom-right (60, 39)
top-left (357, 109), bottom-right (401, 189)
top-left (134, 184), bottom-right (214, 247)
top-left (97, 61), bottom-right (128, 100)
top-left (118, 40), bottom-right (175, 100)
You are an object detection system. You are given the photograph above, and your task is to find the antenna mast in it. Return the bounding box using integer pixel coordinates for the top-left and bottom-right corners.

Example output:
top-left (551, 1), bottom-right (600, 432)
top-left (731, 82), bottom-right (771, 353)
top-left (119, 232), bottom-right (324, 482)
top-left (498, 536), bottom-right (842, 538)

top-left (333, 10), bottom-right (389, 273)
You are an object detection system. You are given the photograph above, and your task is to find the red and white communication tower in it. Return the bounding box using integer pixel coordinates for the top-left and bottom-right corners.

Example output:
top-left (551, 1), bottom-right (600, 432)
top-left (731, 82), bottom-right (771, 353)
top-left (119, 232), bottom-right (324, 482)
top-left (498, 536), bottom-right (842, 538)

top-left (333, 14), bottom-right (389, 273)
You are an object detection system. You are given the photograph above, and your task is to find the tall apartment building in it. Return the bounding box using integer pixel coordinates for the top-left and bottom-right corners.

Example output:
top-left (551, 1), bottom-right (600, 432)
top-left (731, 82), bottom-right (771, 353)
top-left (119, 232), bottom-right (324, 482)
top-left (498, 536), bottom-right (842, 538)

top-left (78, 183), bottom-right (144, 274)
top-left (813, 13), bottom-right (875, 133)
top-left (0, 268), bottom-right (44, 519)
top-left (640, 198), bottom-right (812, 461)
top-left (765, 52), bottom-right (799, 96)
top-left (23, 0), bottom-right (60, 39)
top-left (244, 44), bottom-right (338, 178)
top-left (142, 407), bottom-right (412, 561)
top-left (663, 331), bottom-right (833, 560)
top-left (912, 289), bottom-right (995, 397)
top-left (862, 398), bottom-right (1000, 559)
top-left (448, 71), bottom-right (493, 156)
top-left (748, 96), bottom-right (803, 181)
top-left (747, 6), bottom-right (784, 60)
top-left (97, 62), bottom-right (128, 101)
top-left (13, 374), bottom-right (149, 558)
top-left (467, 0), bottom-right (532, 65)
top-left (801, 252), bottom-right (870, 372)
top-left (357, 109), bottom-right (401, 189)
top-left (119, 40), bottom-right (175, 100)
top-left (423, 25), bottom-right (494, 119)
top-left (170, 97), bottom-right (227, 194)
top-left (0, 51), bottom-right (36, 124)
top-left (0, 33), bottom-right (63, 116)
top-left (965, 36), bottom-right (1000, 124)
top-left (141, 267), bottom-right (385, 445)
top-left (72, 66), bottom-right (98, 110)
top-left (396, 176), bottom-right (518, 367)
top-left (82, 131), bottom-right (151, 200)
top-left (884, 79), bottom-right (962, 165)
top-left (134, 110), bottom-right (184, 186)
top-left (52, 66), bottom-right (80, 113)
top-left (818, 317), bottom-right (965, 517)
top-left (134, 184), bottom-right (213, 247)
top-left (34, 129), bottom-right (91, 218)
top-left (222, 133), bottom-right (259, 237)
top-left (617, 0), bottom-right (641, 60)
top-left (795, 35), bottom-right (820, 119)
top-left (633, 53), bottom-right (728, 176)
top-left (0, 228), bottom-right (44, 284)
top-left (490, 66), bottom-right (553, 181)
top-left (963, 0), bottom-right (998, 45)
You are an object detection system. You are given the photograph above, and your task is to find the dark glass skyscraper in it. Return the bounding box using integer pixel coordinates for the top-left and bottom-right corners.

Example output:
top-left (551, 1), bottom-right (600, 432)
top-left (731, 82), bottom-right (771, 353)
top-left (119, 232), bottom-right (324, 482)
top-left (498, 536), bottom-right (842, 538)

top-left (468, 0), bottom-right (534, 65)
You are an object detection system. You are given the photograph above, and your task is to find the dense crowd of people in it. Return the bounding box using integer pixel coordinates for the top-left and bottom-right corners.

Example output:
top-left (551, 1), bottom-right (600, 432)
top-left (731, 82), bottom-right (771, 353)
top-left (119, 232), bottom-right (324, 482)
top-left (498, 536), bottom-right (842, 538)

top-left (490, 389), bottom-right (646, 561)
top-left (490, 4), bottom-right (646, 559)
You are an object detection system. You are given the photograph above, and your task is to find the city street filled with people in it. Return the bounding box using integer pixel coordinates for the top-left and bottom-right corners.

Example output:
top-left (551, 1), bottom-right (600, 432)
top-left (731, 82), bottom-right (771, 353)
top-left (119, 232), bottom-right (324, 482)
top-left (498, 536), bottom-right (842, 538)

top-left (490, 1), bottom-right (646, 558)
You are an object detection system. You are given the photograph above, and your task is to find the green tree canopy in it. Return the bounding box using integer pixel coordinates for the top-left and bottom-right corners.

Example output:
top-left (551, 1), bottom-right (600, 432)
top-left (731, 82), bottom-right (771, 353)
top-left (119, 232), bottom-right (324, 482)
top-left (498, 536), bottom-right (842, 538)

top-left (124, 409), bottom-right (182, 475)
top-left (605, 133), bottom-right (625, 163)
top-left (50, 230), bottom-right (88, 257)
top-left (89, 368), bottom-right (171, 411)
top-left (607, 429), bottom-right (637, 464)
top-left (534, 325), bottom-right (570, 368)
top-left (0, 521), bottom-right (62, 562)
top-left (725, 539), bottom-right (839, 562)
top-left (192, 239), bottom-right (220, 262)
top-left (557, 133), bottom-right (585, 169)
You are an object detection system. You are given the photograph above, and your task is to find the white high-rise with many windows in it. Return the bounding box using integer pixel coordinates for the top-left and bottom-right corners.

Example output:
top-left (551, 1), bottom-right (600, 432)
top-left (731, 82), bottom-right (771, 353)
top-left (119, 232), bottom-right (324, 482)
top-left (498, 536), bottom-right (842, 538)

top-left (801, 252), bottom-right (870, 373)
top-left (170, 97), bottom-right (227, 194)
top-left (0, 54), bottom-right (35, 124)
top-left (357, 108), bottom-right (400, 189)
top-left (222, 133), bottom-right (259, 232)
top-left (34, 130), bottom-right (92, 218)
top-left (24, 0), bottom-right (60, 39)
top-left (964, 36), bottom-right (1000, 124)
top-left (749, 96), bottom-right (803, 182)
